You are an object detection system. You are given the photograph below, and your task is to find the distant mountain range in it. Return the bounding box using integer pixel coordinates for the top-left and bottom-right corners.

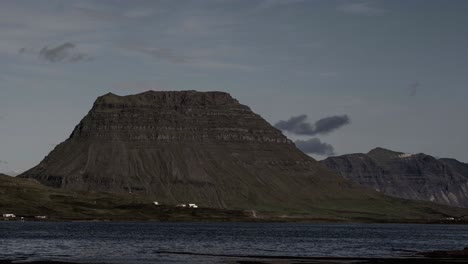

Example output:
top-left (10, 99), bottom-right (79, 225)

top-left (321, 147), bottom-right (468, 208)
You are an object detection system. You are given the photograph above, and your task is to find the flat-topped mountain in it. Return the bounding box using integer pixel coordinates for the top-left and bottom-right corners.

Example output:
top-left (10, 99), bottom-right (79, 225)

top-left (17, 91), bottom-right (468, 219)
top-left (321, 147), bottom-right (468, 208)
top-left (19, 91), bottom-right (346, 211)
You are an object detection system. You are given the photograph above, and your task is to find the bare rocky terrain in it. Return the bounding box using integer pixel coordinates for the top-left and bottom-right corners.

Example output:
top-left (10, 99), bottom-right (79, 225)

top-left (321, 147), bottom-right (468, 208)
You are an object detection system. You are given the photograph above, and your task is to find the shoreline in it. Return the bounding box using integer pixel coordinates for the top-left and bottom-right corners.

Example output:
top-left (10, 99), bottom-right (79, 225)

top-left (2, 256), bottom-right (468, 264)
top-left (2, 217), bottom-right (468, 225)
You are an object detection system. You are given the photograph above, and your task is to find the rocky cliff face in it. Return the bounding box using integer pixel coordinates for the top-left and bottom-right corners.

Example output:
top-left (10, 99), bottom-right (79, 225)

top-left (321, 147), bottom-right (468, 208)
top-left (20, 91), bottom-right (383, 211)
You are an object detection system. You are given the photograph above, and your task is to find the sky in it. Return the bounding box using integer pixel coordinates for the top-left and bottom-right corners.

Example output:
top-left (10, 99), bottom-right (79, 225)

top-left (1, 0), bottom-right (468, 174)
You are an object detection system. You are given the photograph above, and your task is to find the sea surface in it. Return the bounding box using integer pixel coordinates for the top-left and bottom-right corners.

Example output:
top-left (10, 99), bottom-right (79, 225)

top-left (0, 222), bottom-right (467, 263)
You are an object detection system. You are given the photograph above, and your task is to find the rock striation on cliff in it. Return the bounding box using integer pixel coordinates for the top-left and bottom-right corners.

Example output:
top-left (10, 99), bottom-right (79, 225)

top-left (321, 147), bottom-right (468, 208)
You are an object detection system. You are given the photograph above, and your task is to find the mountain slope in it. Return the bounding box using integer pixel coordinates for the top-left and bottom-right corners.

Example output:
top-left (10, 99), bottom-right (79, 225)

top-left (321, 148), bottom-right (468, 208)
top-left (0, 174), bottom-right (254, 221)
top-left (1, 174), bottom-right (467, 222)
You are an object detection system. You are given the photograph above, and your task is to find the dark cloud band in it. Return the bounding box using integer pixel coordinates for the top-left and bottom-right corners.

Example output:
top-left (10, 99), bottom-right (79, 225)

top-left (19, 42), bottom-right (92, 63)
top-left (295, 138), bottom-right (335, 156)
top-left (274, 114), bottom-right (350, 136)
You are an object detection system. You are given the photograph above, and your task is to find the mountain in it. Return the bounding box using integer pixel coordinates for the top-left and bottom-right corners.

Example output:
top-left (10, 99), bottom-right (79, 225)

top-left (18, 91), bottom-right (468, 220)
top-left (321, 147), bottom-right (468, 208)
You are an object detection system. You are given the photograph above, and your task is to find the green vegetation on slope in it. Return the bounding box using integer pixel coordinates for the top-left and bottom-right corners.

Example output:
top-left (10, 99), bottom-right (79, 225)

top-left (1, 174), bottom-right (468, 223)
top-left (0, 175), bottom-right (250, 221)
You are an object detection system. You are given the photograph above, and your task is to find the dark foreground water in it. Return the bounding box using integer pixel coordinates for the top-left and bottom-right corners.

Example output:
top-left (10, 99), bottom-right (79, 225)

top-left (0, 222), bottom-right (467, 263)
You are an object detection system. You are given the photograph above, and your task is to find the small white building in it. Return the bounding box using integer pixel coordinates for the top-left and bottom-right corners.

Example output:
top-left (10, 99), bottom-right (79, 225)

top-left (3, 214), bottom-right (16, 218)
top-left (35, 216), bottom-right (47, 219)
top-left (153, 201), bottom-right (159, 206)
top-left (176, 203), bottom-right (187, 208)
top-left (188, 204), bottom-right (198, 208)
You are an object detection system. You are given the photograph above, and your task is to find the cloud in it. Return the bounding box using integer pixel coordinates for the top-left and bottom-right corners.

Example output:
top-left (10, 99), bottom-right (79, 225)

top-left (338, 2), bottom-right (386, 16)
top-left (38, 42), bottom-right (92, 63)
top-left (122, 43), bottom-right (258, 71)
top-left (19, 42), bottom-right (92, 63)
top-left (295, 138), bottom-right (335, 156)
top-left (275, 115), bottom-right (312, 134)
top-left (0, 160), bottom-right (8, 165)
top-left (314, 115), bottom-right (351, 135)
top-left (275, 114), bottom-right (351, 136)
top-left (73, 3), bottom-right (157, 21)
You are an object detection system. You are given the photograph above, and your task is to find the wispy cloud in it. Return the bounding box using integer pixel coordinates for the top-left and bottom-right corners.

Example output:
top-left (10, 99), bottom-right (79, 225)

top-left (19, 42), bottom-right (93, 63)
top-left (338, 1), bottom-right (386, 16)
top-left (295, 138), bottom-right (335, 156)
top-left (0, 2), bottom-right (156, 58)
top-left (275, 114), bottom-right (351, 136)
top-left (74, 4), bottom-right (157, 21)
top-left (122, 43), bottom-right (258, 71)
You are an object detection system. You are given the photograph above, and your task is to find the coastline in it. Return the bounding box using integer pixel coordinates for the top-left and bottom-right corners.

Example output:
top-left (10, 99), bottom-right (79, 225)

top-left (2, 256), bottom-right (468, 264)
top-left (2, 215), bottom-right (468, 225)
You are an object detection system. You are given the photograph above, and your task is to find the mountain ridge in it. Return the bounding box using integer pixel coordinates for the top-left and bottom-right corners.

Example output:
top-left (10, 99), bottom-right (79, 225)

top-left (321, 147), bottom-right (468, 208)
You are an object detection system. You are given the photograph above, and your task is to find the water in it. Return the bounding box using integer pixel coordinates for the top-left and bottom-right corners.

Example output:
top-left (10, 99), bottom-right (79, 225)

top-left (0, 222), bottom-right (467, 263)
